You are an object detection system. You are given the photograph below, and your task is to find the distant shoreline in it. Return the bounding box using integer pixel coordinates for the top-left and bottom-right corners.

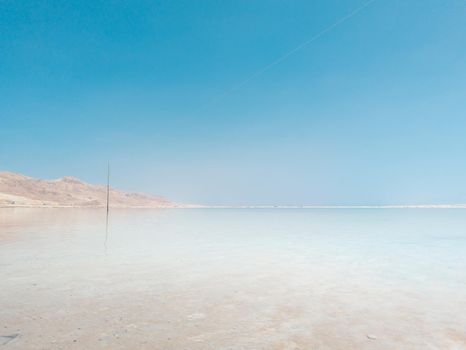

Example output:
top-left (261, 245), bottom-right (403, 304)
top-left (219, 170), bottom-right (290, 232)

top-left (2, 172), bottom-right (465, 210)
top-left (203, 205), bottom-right (466, 209)
top-left (1, 204), bottom-right (466, 209)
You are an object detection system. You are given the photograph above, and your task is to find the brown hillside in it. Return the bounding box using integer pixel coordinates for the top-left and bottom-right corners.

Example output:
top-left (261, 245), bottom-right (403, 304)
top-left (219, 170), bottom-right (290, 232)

top-left (0, 172), bottom-right (176, 208)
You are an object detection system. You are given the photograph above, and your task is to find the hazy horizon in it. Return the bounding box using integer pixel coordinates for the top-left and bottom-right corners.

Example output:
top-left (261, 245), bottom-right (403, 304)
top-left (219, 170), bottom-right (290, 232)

top-left (2, 0), bottom-right (466, 205)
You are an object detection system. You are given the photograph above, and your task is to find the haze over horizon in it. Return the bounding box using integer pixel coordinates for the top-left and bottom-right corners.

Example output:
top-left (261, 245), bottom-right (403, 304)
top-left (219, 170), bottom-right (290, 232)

top-left (2, 0), bottom-right (466, 206)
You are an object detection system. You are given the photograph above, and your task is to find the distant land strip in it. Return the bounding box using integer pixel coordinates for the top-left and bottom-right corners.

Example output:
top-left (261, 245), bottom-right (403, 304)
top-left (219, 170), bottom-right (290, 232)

top-left (200, 205), bottom-right (466, 209)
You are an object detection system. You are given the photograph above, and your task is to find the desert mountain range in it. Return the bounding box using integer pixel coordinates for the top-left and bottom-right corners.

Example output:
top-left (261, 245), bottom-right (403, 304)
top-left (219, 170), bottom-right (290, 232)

top-left (0, 172), bottom-right (180, 208)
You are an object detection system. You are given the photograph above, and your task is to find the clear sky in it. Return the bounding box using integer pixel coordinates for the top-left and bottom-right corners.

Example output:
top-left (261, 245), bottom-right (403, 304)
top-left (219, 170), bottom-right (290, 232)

top-left (1, 0), bottom-right (466, 205)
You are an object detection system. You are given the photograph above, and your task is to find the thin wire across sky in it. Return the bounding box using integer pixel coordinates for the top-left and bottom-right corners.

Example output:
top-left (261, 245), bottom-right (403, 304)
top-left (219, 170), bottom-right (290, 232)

top-left (196, 0), bottom-right (378, 113)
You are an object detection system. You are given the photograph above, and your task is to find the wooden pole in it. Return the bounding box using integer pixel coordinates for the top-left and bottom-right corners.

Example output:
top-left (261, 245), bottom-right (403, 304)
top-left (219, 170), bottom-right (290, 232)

top-left (105, 161), bottom-right (110, 252)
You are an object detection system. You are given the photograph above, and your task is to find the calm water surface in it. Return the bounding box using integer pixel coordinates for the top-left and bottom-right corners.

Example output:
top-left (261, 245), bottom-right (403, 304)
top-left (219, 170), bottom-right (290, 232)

top-left (1, 208), bottom-right (465, 349)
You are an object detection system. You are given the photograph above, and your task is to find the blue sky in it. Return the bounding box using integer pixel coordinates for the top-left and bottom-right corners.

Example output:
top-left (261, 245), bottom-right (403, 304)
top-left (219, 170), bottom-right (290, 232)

top-left (1, 0), bottom-right (466, 205)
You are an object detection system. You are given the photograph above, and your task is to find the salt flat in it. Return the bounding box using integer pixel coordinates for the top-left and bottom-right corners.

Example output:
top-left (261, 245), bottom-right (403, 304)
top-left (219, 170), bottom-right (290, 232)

top-left (1, 208), bottom-right (465, 349)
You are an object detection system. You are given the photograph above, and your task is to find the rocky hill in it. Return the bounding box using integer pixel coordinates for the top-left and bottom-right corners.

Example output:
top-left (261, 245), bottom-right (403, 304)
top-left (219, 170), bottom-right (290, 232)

top-left (0, 172), bottom-right (177, 208)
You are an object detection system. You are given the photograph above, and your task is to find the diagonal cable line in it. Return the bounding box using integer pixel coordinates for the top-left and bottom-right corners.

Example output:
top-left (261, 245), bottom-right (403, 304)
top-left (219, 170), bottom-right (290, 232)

top-left (196, 0), bottom-right (378, 113)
